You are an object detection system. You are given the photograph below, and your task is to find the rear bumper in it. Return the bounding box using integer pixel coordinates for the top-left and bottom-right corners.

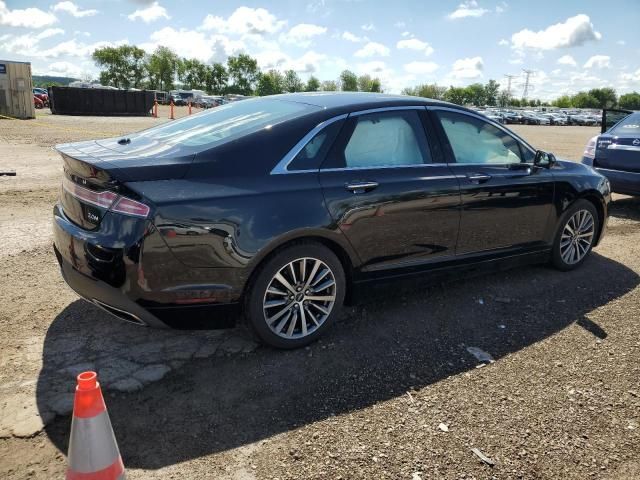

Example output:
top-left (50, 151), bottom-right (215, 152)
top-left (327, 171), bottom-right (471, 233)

top-left (594, 167), bottom-right (640, 196)
top-left (53, 204), bottom-right (243, 329)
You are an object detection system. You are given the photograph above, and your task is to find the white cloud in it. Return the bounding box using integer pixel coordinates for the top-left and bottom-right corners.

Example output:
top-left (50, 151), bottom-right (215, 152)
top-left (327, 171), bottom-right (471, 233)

top-left (140, 27), bottom-right (245, 63)
top-left (404, 61), bottom-right (439, 75)
top-left (354, 41), bottom-right (390, 58)
top-left (0, 1), bottom-right (57, 28)
top-left (342, 31), bottom-right (364, 43)
top-left (448, 1), bottom-right (489, 20)
top-left (53, 1), bottom-right (98, 18)
top-left (495, 1), bottom-right (508, 13)
top-left (0, 28), bottom-right (64, 55)
top-left (618, 68), bottom-right (640, 92)
top-left (616, 40), bottom-right (626, 46)
top-left (584, 55), bottom-right (610, 69)
top-left (281, 23), bottom-right (326, 47)
top-left (394, 21), bottom-right (406, 28)
top-left (450, 56), bottom-right (484, 79)
top-left (201, 7), bottom-right (286, 35)
top-left (360, 23), bottom-right (375, 31)
top-left (396, 38), bottom-right (434, 56)
top-left (255, 49), bottom-right (327, 74)
top-left (127, 2), bottom-right (170, 23)
top-left (401, 31), bottom-right (411, 37)
top-left (498, 39), bottom-right (509, 46)
top-left (511, 14), bottom-right (601, 51)
top-left (45, 61), bottom-right (84, 78)
top-left (557, 54), bottom-right (577, 66)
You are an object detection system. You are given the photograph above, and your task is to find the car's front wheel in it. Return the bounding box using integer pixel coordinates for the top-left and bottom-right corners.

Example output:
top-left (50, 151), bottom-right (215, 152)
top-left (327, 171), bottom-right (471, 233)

top-left (245, 243), bottom-right (346, 349)
top-left (551, 200), bottom-right (599, 271)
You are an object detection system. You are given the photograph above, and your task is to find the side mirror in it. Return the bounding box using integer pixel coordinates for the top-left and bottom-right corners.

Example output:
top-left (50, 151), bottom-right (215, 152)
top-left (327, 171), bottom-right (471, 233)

top-left (534, 150), bottom-right (556, 168)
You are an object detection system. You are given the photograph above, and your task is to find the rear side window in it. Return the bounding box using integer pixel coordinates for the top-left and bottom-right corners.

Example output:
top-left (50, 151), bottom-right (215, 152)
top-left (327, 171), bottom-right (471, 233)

top-left (288, 120), bottom-right (344, 171)
top-left (136, 98), bottom-right (317, 148)
top-left (329, 110), bottom-right (431, 169)
top-left (436, 110), bottom-right (523, 164)
top-left (611, 112), bottom-right (640, 135)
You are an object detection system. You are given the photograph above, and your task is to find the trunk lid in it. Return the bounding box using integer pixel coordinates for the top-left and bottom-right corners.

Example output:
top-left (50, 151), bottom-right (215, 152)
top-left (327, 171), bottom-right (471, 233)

top-left (56, 136), bottom-right (193, 230)
top-left (595, 134), bottom-right (640, 173)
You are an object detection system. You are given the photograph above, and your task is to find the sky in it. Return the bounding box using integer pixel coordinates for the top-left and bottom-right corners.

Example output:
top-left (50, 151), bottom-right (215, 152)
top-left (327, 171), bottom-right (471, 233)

top-left (1, 0), bottom-right (639, 100)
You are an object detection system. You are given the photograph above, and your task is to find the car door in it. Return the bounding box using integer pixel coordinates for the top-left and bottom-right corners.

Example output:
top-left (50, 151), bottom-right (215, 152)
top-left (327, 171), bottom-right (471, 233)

top-left (429, 107), bottom-right (554, 255)
top-left (318, 107), bottom-right (461, 271)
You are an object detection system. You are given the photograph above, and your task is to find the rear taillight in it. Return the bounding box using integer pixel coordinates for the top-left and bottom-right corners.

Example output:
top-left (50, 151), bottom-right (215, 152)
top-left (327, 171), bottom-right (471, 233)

top-left (111, 197), bottom-right (150, 218)
top-left (583, 135), bottom-right (598, 159)
top-left (62, 176), bottom-right (150, 218)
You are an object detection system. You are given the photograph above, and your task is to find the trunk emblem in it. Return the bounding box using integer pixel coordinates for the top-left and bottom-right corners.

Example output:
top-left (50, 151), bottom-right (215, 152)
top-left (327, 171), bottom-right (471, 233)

top-left (633, 138), bottom-right (640, 146)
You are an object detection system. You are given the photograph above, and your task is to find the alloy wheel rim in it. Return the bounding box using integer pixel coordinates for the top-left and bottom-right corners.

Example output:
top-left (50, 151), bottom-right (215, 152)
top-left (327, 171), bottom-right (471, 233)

top-left (560, 209), bottom-right (595, 265)
top-left (263, 257), bottom-right (337, 339)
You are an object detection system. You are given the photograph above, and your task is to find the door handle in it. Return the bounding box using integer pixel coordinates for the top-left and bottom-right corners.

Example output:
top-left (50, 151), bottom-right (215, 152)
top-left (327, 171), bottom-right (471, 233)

top-left (345, 181), bottom-right (379, 194)
top-left (466, 173), bottom-right (492, 184)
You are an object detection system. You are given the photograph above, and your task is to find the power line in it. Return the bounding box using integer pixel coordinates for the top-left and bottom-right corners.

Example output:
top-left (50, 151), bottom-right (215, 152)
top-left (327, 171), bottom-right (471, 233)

top-left (503, 74), bottom-right (517, 97)
top-left (522, 69), bottom-right (535, 99)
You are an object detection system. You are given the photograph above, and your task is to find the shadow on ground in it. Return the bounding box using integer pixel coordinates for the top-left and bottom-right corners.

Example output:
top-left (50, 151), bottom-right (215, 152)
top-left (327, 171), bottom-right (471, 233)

top-left (610, 195), bottom-right (640, 222)
top-left (38, 252), bottom-right (638, 469)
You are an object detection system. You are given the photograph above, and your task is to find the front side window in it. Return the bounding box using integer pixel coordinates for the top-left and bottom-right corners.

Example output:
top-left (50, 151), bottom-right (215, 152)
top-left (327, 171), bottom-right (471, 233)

top-left (337, 110), bottom-right (431, 169)
top-left (436, 110), bottom-right (523, 164)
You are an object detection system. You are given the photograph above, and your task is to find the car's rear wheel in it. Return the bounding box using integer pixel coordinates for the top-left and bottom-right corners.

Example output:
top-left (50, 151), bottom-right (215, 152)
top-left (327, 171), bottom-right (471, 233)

top-left (245, 243), bottom-right (345, 349)
top-left (551, 200), bottom-right (599, 271)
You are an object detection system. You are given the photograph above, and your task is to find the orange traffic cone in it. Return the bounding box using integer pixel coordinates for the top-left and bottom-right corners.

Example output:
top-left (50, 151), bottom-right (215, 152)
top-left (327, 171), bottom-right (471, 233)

top-left (169, 100), bottom-right (175, 120)
top-left (66, 371), bottom-right (125, 480)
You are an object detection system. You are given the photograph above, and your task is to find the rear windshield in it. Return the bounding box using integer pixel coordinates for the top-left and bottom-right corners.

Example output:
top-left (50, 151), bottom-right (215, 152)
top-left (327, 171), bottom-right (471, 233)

top-left (136, 98), bottom-right (317, 148)
top-left (611, 112), bottom-right (640, 135)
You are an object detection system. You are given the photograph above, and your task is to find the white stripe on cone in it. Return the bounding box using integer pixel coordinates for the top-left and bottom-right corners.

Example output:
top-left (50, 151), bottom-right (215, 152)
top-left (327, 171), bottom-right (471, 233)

top-left (68, 410), bottom-right (122, 474)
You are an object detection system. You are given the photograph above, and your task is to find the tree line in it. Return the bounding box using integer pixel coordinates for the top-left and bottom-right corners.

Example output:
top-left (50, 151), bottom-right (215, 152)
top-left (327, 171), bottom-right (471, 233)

top-left (91, 45), bottom-right (382, 96)
top-left (92, 45), bottom-right (639, 109)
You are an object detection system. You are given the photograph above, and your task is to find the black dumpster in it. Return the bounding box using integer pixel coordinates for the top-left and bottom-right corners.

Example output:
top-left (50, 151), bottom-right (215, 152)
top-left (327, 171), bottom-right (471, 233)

top-left (48, 87), bottom-right (154, 116)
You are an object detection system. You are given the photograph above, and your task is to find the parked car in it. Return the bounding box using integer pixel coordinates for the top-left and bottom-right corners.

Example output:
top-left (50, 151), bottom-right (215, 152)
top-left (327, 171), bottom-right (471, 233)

top-left (521, 111), bottom-right (550, 125)
top-left (194, 95), bottom-right (224, 109)
top-left (581, 109), bottom-right (639, 196)
top-left (52, 93), bottom-right (610, 348)
top-left (33, 95), bottom-right (44, 109)
top-left (33, 88), bottom-right (49, 107)
top-left (541, 113), bottom-right (567, 126)
top-left (168, 94), bottom-right (186, 106)
top-left (502, 111), bottom-right (523, 124)
top-left (567, 113), bottom-right (597, 126)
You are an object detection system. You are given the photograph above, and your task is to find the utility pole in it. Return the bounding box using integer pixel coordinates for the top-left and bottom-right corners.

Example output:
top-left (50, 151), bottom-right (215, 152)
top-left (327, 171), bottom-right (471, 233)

top-left (503, 74), bottom-right (517, 97)
top-left (522, 69), bottom-right (535, 99)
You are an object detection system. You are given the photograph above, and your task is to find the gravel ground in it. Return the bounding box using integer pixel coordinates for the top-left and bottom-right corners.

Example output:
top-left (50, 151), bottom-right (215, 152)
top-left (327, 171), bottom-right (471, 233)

top-left (0, 112), bottom-right (638, 479)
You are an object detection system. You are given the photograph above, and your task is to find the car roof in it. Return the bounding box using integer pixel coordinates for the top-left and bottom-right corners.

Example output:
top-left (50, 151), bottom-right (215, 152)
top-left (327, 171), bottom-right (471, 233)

top-left (270, 92), bottom-right (454, 111)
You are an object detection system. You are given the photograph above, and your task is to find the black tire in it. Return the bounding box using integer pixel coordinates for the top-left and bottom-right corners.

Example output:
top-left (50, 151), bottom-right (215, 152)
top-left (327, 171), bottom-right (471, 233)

top-left (244, 242), bottom-right (346, 349)
top-left (551, 199), bottom-right (599, 271)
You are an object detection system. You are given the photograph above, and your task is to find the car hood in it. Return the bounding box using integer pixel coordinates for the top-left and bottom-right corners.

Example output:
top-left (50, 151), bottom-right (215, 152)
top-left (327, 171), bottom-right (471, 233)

top-left (54, 136), bottom-right (196, 182)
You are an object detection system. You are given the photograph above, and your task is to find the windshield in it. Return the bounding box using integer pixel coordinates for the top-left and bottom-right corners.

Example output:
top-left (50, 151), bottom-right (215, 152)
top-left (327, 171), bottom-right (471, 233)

top-left (136, 98), bottom-right (317, 148)
top-left (611, 112), bottom-right (640, 135)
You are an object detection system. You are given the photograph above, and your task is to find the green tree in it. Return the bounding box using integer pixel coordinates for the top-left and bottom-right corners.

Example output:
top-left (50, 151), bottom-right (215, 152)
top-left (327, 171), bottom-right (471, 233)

top-left (320, 80), bottom-right (338, 91)
top-left (443, 86), bottom-right (468, 105)
top-left (497, 91), bottom-right (511, 107)
top-left (484, 79), bottom-right (500, 106)
top-left (92, 45), bottom-right (146, 89)
top-left (178, 58), bottom-right (208, 90)
top-left (588, 88), bottom-right (617, 109)
top-left (465, 83), bottom-right (486, 106)
top-left (282, 70), bottom-right (304, 92)
top-left (227, 54), bottom-right (260, 95)
top-left (205, 63), bottom-right (228, 94)
top-left (553, 95), bottom-right (573, 108)
top-left (356, 74), bottom-right (382, 92)
top-left (339, 70), bottom-right (358, 91)
top-left (402, 83), bottom-right (446, 99)
top-left (571, 91), bottom-right (600, 109)
top-left (256, 69), bottom-right (284, 96)
top-left (619, 92), bottom-right (640, 110)
top-left (146, 46), bottom-right (180, 91)
top-left (305, 75), bottom-right (320, 92)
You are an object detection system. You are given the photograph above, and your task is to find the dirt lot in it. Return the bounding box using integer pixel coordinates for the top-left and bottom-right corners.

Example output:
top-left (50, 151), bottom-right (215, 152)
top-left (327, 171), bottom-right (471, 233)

top-left (1, 109), bottom-right (639, 479)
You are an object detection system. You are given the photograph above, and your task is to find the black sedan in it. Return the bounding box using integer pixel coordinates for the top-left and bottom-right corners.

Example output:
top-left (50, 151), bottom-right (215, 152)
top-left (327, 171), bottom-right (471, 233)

top-left (53, 93), bottom-right (610, 348)
top-left (582, 109), bottom-right (640, 196)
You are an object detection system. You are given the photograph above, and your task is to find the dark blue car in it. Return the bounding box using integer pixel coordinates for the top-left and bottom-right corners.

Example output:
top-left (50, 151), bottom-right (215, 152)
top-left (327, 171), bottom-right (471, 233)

top-left (582, 109), bottom-right (640, 196)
